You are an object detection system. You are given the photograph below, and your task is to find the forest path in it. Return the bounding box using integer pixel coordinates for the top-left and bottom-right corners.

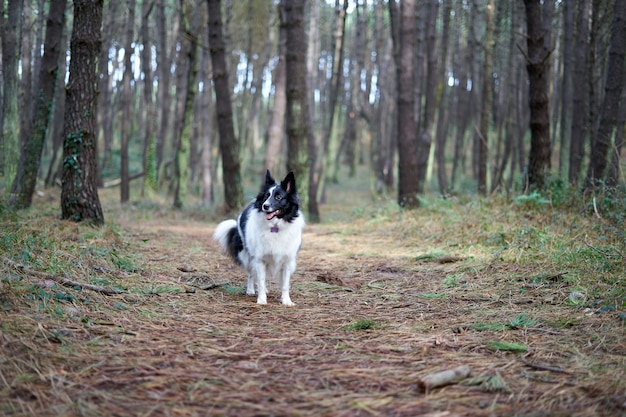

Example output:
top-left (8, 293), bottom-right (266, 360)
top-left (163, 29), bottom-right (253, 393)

top-left (95, 208), bottom-right (624, 417)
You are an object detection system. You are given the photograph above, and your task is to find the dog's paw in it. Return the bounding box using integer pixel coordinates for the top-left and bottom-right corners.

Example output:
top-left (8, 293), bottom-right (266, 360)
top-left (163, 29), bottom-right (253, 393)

top-left (281, 298), bottom-right (295, 307)
top-left (246, 290), bottom-right (256, 296)
top-left (256, 295), bottom-right (267, 305)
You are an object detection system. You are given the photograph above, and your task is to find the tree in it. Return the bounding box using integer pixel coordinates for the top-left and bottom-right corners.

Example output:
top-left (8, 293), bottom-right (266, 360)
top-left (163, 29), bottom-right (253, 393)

top-left (9, 0), bottom-right (67, 209)
top-left (281, 0), bottom-right (315, 220)
top-left (524, 0), bottom-right (552, 190)
top-left (173, 0), bottom-right (202, 209)
top-left (390, 0), bottom-right (420, 208)
top-left (569, 0), bottom-right (592, 185)
top-left (585, 0), bottom-right (626, 190)
top-left (1, 0), bottom-right (24, 195)
top-left (478, 0), bottom-right (494, 195)
top-left (264, 14), bottom-right (287, 175)
top-left (434, 0), bottom-right (452, 194)
top-left (207, 0), bottom-right (242, 213)
top-left (120, 0), bottom-right (136, 203)
top-left (141, 0), bottom-right (157, 196)
top-left (61, 0), bottom-right (105, 225)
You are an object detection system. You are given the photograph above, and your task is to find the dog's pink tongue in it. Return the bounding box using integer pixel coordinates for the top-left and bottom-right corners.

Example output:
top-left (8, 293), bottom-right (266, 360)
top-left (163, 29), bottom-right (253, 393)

top-left (265, 210), bottom-right (279, 220)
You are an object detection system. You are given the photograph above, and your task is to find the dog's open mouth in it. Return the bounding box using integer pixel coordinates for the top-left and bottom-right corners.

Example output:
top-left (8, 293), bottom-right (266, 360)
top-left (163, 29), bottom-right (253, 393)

top-left (265, 209), bottom-right (280, 220)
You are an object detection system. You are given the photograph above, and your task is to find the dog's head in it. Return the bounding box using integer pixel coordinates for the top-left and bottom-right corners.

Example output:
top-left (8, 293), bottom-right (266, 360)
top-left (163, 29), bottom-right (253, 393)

top-left (255, 170), bottom-right (300, 222)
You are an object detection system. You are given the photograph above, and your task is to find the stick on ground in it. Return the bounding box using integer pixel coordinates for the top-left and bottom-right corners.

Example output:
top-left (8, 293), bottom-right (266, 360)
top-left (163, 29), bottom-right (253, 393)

top-left (2, 256), bottom-right (124, 295)
top-left (417, 365), bottom-right (471, 392)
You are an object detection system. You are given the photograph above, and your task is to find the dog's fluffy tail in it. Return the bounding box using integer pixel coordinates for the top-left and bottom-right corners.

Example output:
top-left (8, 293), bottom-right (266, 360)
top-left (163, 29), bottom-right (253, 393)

top-left (213, 219), bottom-right (242, 263)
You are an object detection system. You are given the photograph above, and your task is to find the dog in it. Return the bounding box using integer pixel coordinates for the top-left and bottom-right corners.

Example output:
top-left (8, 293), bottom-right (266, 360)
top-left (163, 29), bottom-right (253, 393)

top-left (213, 170), bottom-right (305, 306)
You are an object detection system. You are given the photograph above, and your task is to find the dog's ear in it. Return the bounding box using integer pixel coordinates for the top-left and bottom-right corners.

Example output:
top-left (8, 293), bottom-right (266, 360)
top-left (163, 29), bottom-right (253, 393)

top-left (265, 169), bottom-right (276, 186)
top-left (282, 171), bottom-right (297, 194)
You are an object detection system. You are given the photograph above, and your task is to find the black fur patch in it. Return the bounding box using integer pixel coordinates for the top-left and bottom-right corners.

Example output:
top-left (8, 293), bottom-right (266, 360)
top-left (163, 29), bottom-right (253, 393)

top-left (226, 226), bottom-right (243, 264)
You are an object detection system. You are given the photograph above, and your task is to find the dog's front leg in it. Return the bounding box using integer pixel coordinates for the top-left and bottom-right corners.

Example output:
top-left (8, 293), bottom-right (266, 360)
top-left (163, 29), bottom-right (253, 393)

top-left (252, 260), bottom-right (267, 305)
top-left (279, 262), bottom-right (296, 306)
top-left (246, 273), bottom-right (255, 296)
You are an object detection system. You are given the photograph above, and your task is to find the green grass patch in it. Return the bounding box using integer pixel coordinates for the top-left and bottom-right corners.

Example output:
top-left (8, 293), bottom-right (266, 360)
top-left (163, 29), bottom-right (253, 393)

top-left (487, 341), bottom-right (528, 353)
top-left (341, 319), bottom-right (379, 331)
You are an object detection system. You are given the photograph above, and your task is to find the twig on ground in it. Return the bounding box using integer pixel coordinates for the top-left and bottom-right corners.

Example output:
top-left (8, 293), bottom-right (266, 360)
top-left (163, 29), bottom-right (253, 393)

top-left (520, 352), bottom-right (571, 374)
top-left (417, 365), bottom-right (471, 392)
top-left (2, 256), bottom-right (124, 295)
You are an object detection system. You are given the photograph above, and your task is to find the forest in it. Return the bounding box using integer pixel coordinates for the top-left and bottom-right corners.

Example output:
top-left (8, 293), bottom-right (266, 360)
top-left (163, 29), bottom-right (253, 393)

top-left (1, 1), bottom-right (626, 416)
top-left (1, 0), bottom-right (624, 222)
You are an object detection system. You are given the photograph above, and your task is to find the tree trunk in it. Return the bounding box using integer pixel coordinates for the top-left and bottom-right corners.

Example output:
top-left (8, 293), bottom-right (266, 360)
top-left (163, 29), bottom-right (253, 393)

top-left (97, 0), bottom-right (118, 176)
top-left (434, 0), bottom-right (452, 195)
top-left (391, 0), bottom-right (420, 208)
top-left (141, 0), bottom-right (157, 196)
top-left (173, 0), bottom-right (202, 209)
top-left (281, 0), bottom-right (316, 220)
top-left (1, 0), bottom-right (23, 193)
top-left (10, 0), bottom-right (67, 209)
top-left (120, 0), bottom-right (136, 203)
top-left (524, 0), bottom-right (552, 190)
top-left (61, 0), bottom-right (105, 225)
top-left (478, 0), bottom-right (495, 195)
top-left (417, 0), bottom-right (438, 193)
top-left (264, 19), bottom-right (287, 174)
top-left (207, 0), bottom-right (242, 213)
top-left (568, 0), bottom-right (592, 185)
top-left (559, 0), bottom-right (575, 177)
top-left (585, 0), bottom-right (626, 190)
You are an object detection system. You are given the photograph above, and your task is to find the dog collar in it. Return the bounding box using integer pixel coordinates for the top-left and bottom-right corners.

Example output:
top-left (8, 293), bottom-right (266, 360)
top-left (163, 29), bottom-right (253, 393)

top-left (270, 227), bottom-right (279, 233)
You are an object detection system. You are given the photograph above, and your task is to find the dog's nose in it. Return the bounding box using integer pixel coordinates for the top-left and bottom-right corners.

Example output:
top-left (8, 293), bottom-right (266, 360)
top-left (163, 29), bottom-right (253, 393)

top-left (263, 203), bottom-right (270, 211)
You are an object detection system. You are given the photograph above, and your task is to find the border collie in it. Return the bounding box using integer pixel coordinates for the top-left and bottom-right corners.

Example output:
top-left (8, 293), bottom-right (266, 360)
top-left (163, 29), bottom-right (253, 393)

top-left (213, 170), bottom-right (305, 306)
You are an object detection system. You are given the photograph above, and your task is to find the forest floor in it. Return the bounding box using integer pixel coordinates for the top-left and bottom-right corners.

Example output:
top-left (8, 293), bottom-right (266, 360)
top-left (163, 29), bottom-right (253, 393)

top-left (1, 172), bottom-right (625, 416)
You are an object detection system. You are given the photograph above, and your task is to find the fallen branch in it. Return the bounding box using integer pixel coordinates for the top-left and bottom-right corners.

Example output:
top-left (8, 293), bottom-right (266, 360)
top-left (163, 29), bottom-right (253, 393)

top-left (2, 256), bottom-right (124, 295)
top-left (417, 365), bottom-right (471, 392)
top-left (520, 352), bottom-right (571, 374)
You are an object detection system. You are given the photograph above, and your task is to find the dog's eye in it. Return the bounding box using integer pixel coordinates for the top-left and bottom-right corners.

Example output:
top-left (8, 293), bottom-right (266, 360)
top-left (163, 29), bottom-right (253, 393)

top-left (265, 192), bottom-right (270, 199)
top-left (275, 194), bottom-right (282, 201)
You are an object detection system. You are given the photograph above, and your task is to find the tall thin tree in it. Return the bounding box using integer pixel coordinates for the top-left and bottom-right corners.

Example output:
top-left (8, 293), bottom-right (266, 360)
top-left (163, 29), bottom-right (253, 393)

top-left (390, 0), bottom-right (420, 208)
top-left (524, 0), bottom-right (552, 190)
top-left (585, 0), bottom-right (626, 190)
top-left (120, 0), bottom-right (136, 203)
top-left (281, 0), bottom-right (315, 219)
top-left (1, 0), bottom-right (24, 194)
top-left (10, 0), bottom-right (67, 208)
top-left (61, 0), bottom-right (105, 225)
top-left (207, 0), bottom-right (242, 213)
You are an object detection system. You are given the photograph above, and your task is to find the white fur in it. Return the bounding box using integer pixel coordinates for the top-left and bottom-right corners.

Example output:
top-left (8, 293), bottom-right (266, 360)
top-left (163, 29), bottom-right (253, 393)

top-left (240, 208), bottom-right (304, 306)
top-left (214, 205), bottom-right (305, 306)
top-left (213, 219), bottom-right (237, 252)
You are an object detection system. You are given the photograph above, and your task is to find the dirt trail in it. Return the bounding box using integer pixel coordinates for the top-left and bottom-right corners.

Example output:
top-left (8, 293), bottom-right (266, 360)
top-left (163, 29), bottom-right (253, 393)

top-left (93, 214), bottom-right (624, 417)
top-left (2, 203), bottom-right (624, 417)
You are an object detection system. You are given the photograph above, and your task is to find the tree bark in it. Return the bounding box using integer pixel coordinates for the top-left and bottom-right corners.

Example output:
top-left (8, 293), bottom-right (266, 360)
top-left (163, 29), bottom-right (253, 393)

top-left (559, 0), bottom-right (575, 177)
top-left (281, 0), bottom-right (316, 220)
top-left (61, 0), bottom-right (105, 225)
top-left (264, 17), bottom-right (287, 175)
top-left (10, 0), bottom-right (67, 209)
top-left (478, 0), bottom-right (494, 195)
top-left (524, 0), bottom-right (552, 190)
top-left (391, 0), bottom-right (420, 208)
top-left (1, 0), bottom-right (24, 193)
top-left (141, 0), bottom-right (157, 196)
top-left (207, 0), bottom-right (242, 213)
top-left (434, 0), bottom-right (452, 195)
top-left (174, 0), bottom-right (202, 209)
top-left (568, 0), bottom-right (592, 185)
top-left (585, 0), bottom-right (626, 190)
top-left (120, 0), bottom-right (136, 203)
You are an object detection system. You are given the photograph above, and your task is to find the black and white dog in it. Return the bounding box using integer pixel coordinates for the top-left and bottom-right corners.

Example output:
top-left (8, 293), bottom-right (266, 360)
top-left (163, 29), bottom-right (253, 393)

top-left (213, 170), bottom-right (305, 306)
